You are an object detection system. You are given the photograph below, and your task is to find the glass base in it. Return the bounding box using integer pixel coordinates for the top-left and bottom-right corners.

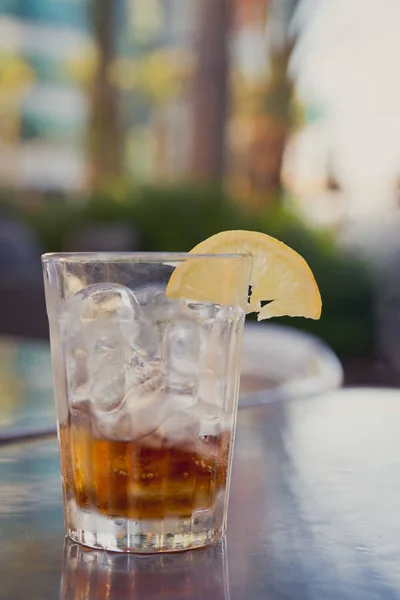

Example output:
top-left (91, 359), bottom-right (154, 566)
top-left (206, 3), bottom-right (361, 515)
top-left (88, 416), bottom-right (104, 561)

top-left (66, 499), bottom-right (224, 553)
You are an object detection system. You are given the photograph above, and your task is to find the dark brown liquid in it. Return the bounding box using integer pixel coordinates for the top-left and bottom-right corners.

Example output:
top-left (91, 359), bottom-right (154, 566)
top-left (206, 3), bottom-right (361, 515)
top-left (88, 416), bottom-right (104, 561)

top-left (60, 421), bottom-right (230, 520)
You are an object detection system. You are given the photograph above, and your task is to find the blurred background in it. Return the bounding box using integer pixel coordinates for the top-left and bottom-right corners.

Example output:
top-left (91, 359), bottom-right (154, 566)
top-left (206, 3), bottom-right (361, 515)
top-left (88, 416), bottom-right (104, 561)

top-left (1, 0), bottom-right (399, 384)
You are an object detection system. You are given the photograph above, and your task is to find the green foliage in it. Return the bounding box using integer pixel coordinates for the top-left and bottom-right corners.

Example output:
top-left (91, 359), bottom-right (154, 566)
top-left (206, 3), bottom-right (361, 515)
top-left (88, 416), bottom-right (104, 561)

top-left (16, 184), bottom-right (374, 359)
top-left (132, 184), bottom-right (257, 251)
top-left (22, 197), bottom-right (78, 252)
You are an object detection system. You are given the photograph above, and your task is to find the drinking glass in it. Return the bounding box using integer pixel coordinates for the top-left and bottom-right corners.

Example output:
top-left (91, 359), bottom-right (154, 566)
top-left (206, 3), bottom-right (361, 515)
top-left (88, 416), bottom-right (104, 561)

top-left (42, 252), bottom-right (250, 552)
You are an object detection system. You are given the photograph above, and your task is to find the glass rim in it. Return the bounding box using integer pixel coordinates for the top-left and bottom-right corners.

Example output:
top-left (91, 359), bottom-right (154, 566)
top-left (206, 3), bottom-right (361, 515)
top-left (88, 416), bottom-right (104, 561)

top-left (41, 251), bottom-right (251, 263)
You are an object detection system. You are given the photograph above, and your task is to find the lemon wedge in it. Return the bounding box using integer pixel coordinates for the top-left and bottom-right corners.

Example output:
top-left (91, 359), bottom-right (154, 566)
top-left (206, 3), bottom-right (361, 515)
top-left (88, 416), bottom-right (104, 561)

top-left (166, 230), bottom-right (321, 321)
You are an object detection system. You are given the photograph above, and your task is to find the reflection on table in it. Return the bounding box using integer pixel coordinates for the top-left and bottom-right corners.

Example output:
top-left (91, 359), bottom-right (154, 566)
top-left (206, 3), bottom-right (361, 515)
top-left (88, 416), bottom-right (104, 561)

top-left (61, 538), bottom-right (228, 600)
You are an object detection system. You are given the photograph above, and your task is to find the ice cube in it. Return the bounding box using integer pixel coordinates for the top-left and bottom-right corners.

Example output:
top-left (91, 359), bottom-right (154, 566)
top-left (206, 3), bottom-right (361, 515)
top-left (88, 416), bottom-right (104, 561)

top-left (65, 346), bottom-right (88, 405)
top-left (95, 377), bottom-right (204, 444)
top-left (197, 401), bottom-right (226, 437)
top-left (163, 318), bottom-right (202, 397)
top-left (125, 349), bottom-right (160, 389)
top-left (62, 282), bottom-right (159, 412)
top-left (156, 407), bottom-right (200, 447)
top-left (73, 282), bottom-right (141, 325)
top-left (67, 337), bottom-right (125, 411)
top-left (94, 375), bottom-right (164, 440)
top-left (133, 285), bottom-right (181, 361)
top-left (184, 300), bottom-right (222, 324)
top-left (134, 284), bottom-right (168, 308)
top-left (70, 341), bottom-right (156, 412)
top-left (198, 333), bottom-right (228, 408)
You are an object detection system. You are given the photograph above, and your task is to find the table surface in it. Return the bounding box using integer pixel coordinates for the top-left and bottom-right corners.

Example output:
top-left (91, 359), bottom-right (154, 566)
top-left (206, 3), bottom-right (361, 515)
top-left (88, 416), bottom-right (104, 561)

top-left (0, 336), bottom-right (55, 440)
top-left (1, 387), bottom-right (400, 600)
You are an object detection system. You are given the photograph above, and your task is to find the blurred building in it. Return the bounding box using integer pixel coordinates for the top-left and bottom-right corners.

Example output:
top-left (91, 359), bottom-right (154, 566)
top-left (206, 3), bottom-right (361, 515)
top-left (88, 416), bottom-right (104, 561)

top-left (0, 0), bottom-right (93, 191)
top-left (123, 0), bottom-right (299, 195)
top-left (0, 0), bottom-right (302, 202)
top-left (122, 0), bottom-right (196, 182)
top-left (286, 0), bottom-right (400, 235)
top-left (282, 120), bottom-right (346, 227)
top-left (227, 0), bottom-right (298, 205)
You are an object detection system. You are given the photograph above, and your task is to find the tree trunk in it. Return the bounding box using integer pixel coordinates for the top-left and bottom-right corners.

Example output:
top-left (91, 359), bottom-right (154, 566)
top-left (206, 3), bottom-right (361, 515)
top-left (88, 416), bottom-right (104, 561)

top-left (89, 0), bottom-right (122, 189)
top-left (190, 0), bottom-right (230, 183)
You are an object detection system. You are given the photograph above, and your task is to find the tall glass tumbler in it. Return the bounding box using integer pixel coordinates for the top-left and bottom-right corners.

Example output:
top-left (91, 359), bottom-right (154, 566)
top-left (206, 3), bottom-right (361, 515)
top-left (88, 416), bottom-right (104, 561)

top-left (42, 253), bottom-right (251, 552)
